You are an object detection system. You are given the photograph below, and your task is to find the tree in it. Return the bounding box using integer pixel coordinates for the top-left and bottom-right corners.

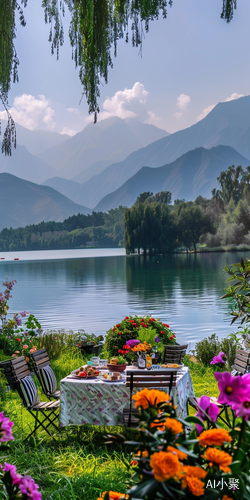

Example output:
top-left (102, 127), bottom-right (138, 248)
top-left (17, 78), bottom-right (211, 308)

top-left (211, 165), bottom-right (250, 206)
top-left (0, 0), bottom-right (238, 155)
top-left (176, 202), bottom-right (213, 252)
top-left (135, 192), bottom-right (153, 205)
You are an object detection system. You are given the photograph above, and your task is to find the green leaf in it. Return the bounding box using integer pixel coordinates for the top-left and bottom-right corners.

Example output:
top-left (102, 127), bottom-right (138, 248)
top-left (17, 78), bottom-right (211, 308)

top-left (184, 415), bottom-right (205, 427)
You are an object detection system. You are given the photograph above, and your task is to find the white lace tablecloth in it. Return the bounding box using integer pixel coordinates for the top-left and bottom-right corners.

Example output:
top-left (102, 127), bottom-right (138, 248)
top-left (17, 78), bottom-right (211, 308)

top-left (59, 366), bottom-right (195, 427)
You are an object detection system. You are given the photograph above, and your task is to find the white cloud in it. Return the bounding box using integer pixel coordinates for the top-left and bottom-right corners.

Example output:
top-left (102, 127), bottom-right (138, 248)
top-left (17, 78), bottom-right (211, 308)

top-left (197, 92), bottom-right (245, 122)
top-left (177, 94), bottom-right (191, 111)
top-left (224, 92), bottom-right (244, 102)
top-left (174, 112), bottom-right (183, 119)
top-left (85, 82), bottom-right (160, 125)
top-left (67, 108), bottom-right (80, 114)
top-left (197, 104), bottom-right (216, 122)
top-left (60, 127), bottom-right (77, 137)
top-left (0, 94), bottom-right (56, 130)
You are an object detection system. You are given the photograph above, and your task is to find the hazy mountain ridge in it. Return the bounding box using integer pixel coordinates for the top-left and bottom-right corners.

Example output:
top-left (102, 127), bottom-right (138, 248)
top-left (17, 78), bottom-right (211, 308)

top-left (0, 119), bottom-right (69, 155)
top-left (39, 117), bottom-right (169, 183)
top-left (0, 143), bottom-right (58, 184)
top-left (0, 173), bottom-right (91, 231)
top-left (94, 146), bottom-right (250, 211)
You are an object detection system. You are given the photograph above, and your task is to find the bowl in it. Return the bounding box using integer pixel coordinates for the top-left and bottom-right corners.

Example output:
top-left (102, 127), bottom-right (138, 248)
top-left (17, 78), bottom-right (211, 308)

top-left (107, 363), bottom-right (127, 372)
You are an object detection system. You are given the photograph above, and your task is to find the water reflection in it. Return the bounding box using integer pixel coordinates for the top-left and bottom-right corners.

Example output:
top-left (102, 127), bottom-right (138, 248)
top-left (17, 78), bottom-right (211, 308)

top-left (0, 250), bottom-right (249, 347)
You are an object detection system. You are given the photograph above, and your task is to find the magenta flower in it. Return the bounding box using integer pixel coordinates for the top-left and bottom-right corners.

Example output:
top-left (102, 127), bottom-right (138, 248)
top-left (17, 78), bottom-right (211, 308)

top-left (2, 463), bottom-right (22, 485)
top-left (231, 399), bottom-right (250, 420)
top-left (127, 339), bottom-right (140, 347)
top-left (0, 412), bottom-right (14, 442)
top-left (16, 317), bottom-right (21, 326)
top-left (155, 336), bottom-right (160, 343)
top-left (19, 476), bottom-right (41, 499)
top-left (21, 311), bottom-right (28, 317)
top-left (214, 372), bottom-right (249, 405)
top-left (210, 352), bottom-right (226, 365)
top-left (195, 395), bottom-right (220, 434)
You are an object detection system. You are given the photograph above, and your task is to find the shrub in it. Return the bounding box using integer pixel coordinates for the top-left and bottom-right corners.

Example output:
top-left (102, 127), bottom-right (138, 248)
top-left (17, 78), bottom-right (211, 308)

top-left (195, 333), bottom-right (238, 368)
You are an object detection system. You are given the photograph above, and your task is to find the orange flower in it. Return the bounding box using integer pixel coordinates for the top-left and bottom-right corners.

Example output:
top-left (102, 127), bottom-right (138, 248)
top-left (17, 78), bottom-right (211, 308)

top-left (203, 447), bottom-right (232, 473)
top-left (136, 450), bottom-right (149, 458)
top-left (150, 451), bottom-right (182, 482)
top-left (25, 357), bottom-right (30, 363)
top-left (164, 418), bottom-right (183, 435)
top-left (221, 496), bottom-right (234, 500)
top-left (97, 492), bottom-right (129, 500)
top-left (183, 466), bottom-right (207, 480)
top-left (167, 445), bottom-right (187, 460)
top-left (132, 388), bottom-right (170, 409)
top-left (185, 476), bottom-right (205, 497)
top-left (198, 428), bottom-right (232, 447)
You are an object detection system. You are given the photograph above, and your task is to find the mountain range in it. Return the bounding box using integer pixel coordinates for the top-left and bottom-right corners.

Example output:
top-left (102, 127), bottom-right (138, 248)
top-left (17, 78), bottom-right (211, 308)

top-left (39, 117), bottom-right (169, 183)
top-left (0, 173), bottom-right (91, 231)
top-left (94, 145), bottom-right (250, 211)
top-left (43, 95), bottom-right (250, 209)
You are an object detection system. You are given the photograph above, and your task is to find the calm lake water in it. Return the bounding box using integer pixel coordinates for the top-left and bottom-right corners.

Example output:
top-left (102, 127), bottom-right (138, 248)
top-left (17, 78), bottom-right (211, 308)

top-left (0, 248), bottom-right (249, 349)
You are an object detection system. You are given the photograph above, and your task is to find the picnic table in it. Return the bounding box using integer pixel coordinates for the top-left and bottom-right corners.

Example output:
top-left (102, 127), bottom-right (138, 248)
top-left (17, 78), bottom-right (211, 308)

top-left (59, 366), bottom-right (195, 427)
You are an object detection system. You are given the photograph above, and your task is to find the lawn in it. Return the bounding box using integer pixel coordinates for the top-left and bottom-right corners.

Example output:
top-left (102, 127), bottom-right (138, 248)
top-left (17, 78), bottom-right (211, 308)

top-left (0, 349), bottom-right (220, 500)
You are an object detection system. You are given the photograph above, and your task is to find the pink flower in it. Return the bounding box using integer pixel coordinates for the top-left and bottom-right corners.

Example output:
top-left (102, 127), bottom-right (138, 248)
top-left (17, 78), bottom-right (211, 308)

top-left (23, 345), bottom-right (28, 349)
top-left (231, 399), bottom-right (250, 420)
top-left (0, 413), bottom-right (14, 442)
top-left (2, 463), bottom-right (22, 485)
top-left (195, 395), bottom-right (220, 434)
top-left (127, 339), bottom-right (140, 347)
top-left (210, 352), bottom-right (226, 365)
top-left (19, 476), bottom-right (41, 499)
top-left (214, 372), bottom-right (250, 405)
top-left (54, 337), bottom-right (57, 340)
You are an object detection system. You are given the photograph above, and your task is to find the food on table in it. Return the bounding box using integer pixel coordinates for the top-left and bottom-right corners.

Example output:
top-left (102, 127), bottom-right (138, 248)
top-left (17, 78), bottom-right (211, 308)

top-left (103, 373), bottom-right (108, 379)
top-left (161, 363), bottom-right (180, 368)
top-left (73, 365), bottom-right (100, 377)
top-left (110, 358), bottom-right (118, 365)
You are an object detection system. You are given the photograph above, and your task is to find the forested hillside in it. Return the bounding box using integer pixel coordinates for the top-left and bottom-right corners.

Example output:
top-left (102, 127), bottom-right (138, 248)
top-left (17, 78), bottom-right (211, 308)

top-left (0, 208), bottom-right (125, 252)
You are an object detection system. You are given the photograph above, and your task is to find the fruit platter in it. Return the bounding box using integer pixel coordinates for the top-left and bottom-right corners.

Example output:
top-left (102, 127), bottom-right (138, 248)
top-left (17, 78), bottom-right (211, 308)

top-left (71, 366), bottom-right (100, 378)
top-left (161, 363), bottom-right (181, 368)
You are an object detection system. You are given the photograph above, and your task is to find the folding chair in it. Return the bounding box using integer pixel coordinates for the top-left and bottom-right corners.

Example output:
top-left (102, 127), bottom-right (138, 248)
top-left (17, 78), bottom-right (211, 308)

top-left (30, 349), bottom-right (60, 400)
top-left (163, 344), bottom-right (188, 365)
top-left (123, 369), bottom-right (178, 428)
top-left (10, 356), bottom-right (60, 441)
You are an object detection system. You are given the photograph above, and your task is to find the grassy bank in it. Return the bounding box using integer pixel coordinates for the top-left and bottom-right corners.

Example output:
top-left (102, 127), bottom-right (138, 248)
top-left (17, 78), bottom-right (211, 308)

top-left (0, 350), bottom-right (219, 500)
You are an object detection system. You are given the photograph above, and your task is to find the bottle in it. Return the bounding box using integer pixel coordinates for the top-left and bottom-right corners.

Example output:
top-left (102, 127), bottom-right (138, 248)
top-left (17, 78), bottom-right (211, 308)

top-left (137, 354), bottom-right (146, 369)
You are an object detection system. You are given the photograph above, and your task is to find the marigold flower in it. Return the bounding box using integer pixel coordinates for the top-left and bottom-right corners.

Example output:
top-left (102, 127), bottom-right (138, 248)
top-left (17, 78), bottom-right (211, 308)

top-left (167, 445), bottom-right (187, 460)
top-left (221, 496), bottom-right (234, 500)
top-left (164, 418), bottom-right (183, 435)
top-left (150, 451), bottom-right (182, 482)
top-left (132, 388), bottom-right (170, 409)
top-left (97, 492), bottom-right (129, 500)
top-left (203, 447), bottom-right (232, 473)
top-left (185, 476), bottom-right (205, 497)
top-left (183, 465), bottom-right (207, 480)
top-left (198, 428), bottom-right (232, 447)
top-left (136, 450), bottom-right (149, 458)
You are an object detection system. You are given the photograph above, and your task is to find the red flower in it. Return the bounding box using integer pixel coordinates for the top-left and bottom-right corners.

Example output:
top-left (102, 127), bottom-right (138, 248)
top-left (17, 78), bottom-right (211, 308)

top-left (124, 316), bottom-right (129, 320)
top-left (160, 331), bottom-right (165, 335)
top-left (163, 323), bottom-right (170, 328)
top-left (118, 332), bottom-right (122, 335)
top-left (113, 328), bottom-right (116, 332)
top-left (116, 324), bottom-right (120, 328)
top-left (17, 338), bottom-right (21, 341)
top-left (130, 460), bottom-right (137, 466)
top-left (141, 318), bottom-right (144, 322)
top-left (169, 335), bottom-right (175, 340)
top-left (133, 323), bottom-right (137, 327)
top-left (129, 320), bottom-right (134, 323)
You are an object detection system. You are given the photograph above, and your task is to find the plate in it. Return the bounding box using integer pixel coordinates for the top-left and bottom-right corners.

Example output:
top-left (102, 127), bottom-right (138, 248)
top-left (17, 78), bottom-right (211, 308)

top-left (71, 369), bottom-right (100, 379)
top-left (99, 375), bottom-right (125, 383)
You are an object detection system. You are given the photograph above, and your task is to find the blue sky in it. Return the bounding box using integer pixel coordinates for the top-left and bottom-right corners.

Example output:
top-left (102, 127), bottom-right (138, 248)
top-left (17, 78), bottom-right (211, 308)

top-left (1, 0), bottom-right (250, 136)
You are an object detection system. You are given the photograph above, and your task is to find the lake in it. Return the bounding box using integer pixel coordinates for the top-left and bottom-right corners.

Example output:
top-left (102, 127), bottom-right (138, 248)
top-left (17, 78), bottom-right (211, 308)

top-left (0, 248), bottom-right (249, 349)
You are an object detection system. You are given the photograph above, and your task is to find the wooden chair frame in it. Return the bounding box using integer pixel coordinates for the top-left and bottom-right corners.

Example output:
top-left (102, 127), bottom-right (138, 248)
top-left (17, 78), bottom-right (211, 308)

top-left (124, 369), bottom-right (178, 428)
top-left (10, 356), bottom-right (60, 441)
top-left (163, 344), bottom-right (188, 365)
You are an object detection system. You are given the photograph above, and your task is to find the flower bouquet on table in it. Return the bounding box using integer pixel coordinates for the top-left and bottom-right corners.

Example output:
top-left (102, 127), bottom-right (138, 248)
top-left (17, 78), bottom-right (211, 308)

top-left (98, 371), bottom-right (250, 500)
top-left (104, 315), bottom-right (176, 362)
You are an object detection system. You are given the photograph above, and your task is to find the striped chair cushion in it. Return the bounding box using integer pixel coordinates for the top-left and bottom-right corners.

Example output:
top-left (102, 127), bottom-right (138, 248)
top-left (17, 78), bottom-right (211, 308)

top-left (40, 365), bottom-right (57, 395)
top-left (20, 375), bottom-right (39, 408)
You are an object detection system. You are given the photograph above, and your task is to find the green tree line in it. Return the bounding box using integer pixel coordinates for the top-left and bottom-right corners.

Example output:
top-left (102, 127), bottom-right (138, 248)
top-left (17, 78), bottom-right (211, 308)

top-left (0, 207), bottom-right (125, 251)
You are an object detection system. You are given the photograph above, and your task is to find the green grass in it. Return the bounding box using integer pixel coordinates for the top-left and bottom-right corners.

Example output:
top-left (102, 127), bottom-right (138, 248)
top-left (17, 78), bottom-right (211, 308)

top-left (0, 349), bottom-right (221, 499)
